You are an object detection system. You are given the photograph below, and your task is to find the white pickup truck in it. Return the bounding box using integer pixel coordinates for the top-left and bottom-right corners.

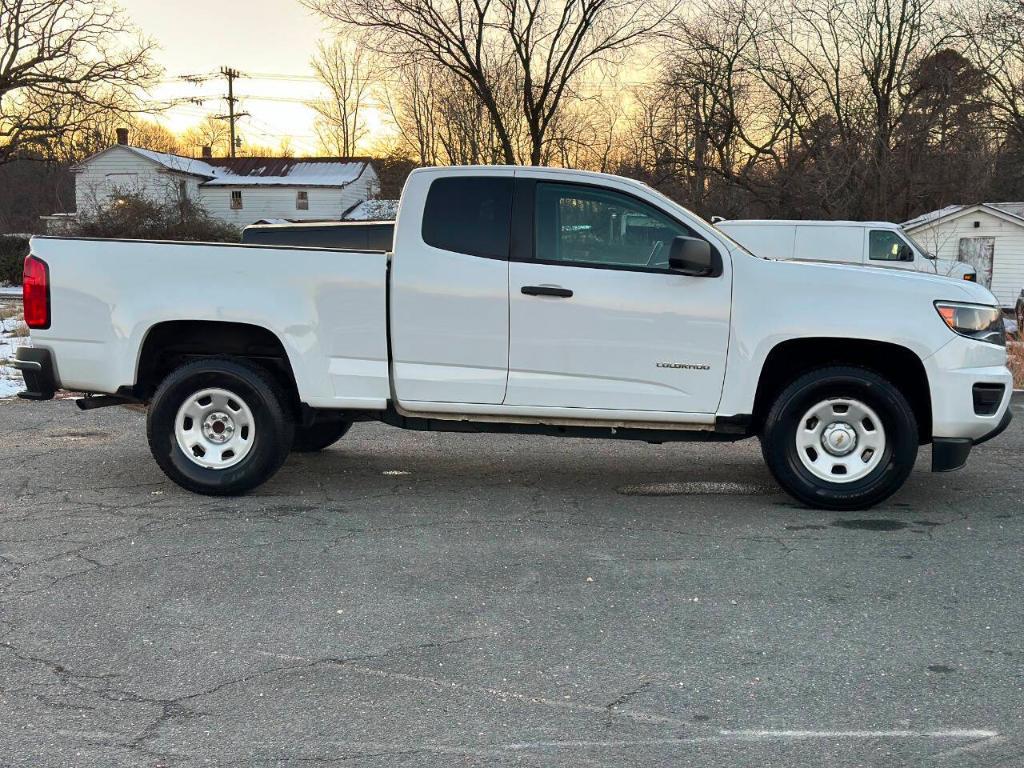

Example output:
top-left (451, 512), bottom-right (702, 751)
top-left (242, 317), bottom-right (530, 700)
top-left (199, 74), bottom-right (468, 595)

top-left (14, 166), bottom-right (1014, 510)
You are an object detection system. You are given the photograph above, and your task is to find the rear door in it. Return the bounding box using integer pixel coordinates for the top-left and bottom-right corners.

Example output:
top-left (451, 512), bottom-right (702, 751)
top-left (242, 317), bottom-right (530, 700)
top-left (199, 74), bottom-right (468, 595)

top-left (505, 178), bottom-right (731, 414)
top-left (389, 172), bottom-right (513, 405)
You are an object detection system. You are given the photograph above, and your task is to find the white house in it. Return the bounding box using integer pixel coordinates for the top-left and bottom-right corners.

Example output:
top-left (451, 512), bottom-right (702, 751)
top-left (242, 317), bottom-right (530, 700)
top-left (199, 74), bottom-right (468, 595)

top-left (903, 203), bottom-right (1024, 307)
top-left (49, 135), bottom-right (380, 230)
top-left (197, 156), bottom-right (378, 227)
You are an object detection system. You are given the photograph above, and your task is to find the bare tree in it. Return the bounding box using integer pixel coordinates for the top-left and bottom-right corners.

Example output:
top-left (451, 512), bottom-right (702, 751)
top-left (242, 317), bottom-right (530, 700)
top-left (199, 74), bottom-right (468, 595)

top-left (305, 0), bottom-right (673, 164)
top-left (130, 120), bottom-right (181, 155)
top-left (624, 0), bottom-right (962, 218)
top-left (310, 37), bottom-right (377, 156)
top-left (0, 0), bottom-right (156, 165)
top-left (627, 0), bottom-right (800, 216)
top-left (378, 64), bottom-right (439, 165)
top-left (850, 0), bottom-right (944, 215)
top-left (180, 115), bottom-right (231, 157)
top-left (952, 0), bottom-right (1024, 142)
top-left (380, 59), bottom-right (518, 165)
top-left (762, 0), bottom-right (947, 216)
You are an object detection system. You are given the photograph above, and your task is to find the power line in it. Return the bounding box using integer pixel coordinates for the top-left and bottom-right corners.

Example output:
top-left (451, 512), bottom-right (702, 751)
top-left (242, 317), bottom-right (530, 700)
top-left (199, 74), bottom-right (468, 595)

top-left (243, 71), bottom-right (320, 82)
top-left (238, 94), bottom-right (315, 104)
top-left (227, 69), bottom-right (662, 90)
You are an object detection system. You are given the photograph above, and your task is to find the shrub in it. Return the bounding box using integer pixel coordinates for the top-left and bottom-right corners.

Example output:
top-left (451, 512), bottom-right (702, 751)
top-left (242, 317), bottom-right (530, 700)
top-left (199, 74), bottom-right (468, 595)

top-left (0, 234), bottom-right (30, 285)
top-left (1009, 340), bottom-right (1024, 389)
top-left (72, 194), bottom-right (241, 243)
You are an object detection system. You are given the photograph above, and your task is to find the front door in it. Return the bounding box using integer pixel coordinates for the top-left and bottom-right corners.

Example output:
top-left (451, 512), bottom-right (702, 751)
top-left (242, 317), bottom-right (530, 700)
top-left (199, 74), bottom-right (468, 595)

top-left (958, 236), bottom-right (995, 288)
top-left (505, 180), bottom-right (731, 414)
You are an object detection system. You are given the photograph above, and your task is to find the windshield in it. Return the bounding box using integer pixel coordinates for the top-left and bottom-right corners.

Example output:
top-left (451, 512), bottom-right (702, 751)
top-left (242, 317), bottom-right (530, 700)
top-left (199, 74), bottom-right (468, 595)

top-left (900, 228), bottom-right (934, 259)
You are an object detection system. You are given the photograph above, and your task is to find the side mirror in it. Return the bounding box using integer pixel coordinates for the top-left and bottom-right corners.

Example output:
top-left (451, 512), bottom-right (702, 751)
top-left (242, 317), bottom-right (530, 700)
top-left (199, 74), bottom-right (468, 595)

top-left (897, 244), bottom-right (914, 262)
top-left (669, 236), bottom-right (722, 277)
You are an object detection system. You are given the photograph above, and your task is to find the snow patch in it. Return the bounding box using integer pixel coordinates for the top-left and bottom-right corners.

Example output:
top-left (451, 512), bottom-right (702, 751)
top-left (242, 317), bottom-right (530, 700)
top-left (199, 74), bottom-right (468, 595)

top-left (128, 146), bottom-right (226, 179)
top-left (903, 201), bottom-right (1024, 229)
top-left (202, 161), bottom-right (366, 188)
top-left (0, 301), bottom-right (29, 400)
top-left (902, 205), bottom-right (964, 229)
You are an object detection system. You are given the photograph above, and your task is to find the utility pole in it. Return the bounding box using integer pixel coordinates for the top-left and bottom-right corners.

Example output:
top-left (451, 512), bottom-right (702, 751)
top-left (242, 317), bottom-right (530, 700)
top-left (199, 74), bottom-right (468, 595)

top-left (220, 67), bottom-right (241, 157)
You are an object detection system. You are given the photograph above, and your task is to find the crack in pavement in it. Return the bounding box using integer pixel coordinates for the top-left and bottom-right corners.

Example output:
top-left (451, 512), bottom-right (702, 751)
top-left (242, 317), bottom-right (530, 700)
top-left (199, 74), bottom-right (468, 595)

top-left (0, 632), bottom-right (499, 755)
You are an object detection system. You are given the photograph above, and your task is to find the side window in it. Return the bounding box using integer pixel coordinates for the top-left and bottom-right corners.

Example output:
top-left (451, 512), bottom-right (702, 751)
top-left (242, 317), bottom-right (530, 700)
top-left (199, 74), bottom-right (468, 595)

top-left (534, 183), bottom-right (694, 269)
top-left (869, 230), bottom-right (911, 261)
top-left (421, 177), bottom-right (513, 259)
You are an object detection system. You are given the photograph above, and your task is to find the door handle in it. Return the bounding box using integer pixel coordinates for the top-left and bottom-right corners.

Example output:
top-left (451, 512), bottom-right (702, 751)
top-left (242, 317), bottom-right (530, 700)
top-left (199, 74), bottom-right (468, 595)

top-left (521, 285), bottom-right (573, 298)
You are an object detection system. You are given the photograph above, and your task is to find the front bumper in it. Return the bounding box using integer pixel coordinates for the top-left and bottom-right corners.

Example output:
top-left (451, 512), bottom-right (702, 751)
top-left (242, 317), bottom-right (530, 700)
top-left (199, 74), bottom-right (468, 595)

top-left (932, 406), bottom-right (1013, 472)
top-left (12, 346), bottom-right (56, 400)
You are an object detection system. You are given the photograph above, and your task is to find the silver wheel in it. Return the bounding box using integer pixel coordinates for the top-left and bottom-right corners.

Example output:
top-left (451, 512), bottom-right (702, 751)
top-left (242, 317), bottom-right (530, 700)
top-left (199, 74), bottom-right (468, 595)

top-left (174, 387), bottom-right (255, 470)
top-left (795, 397), bottom-right (886, 484)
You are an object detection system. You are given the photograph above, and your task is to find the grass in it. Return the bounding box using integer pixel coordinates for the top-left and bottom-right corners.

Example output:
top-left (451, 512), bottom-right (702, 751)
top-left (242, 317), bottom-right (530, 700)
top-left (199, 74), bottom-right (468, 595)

top-left (0, 305), bottom-right (24, 336)
top-left (1009, 338), bottom-right (1024, 389)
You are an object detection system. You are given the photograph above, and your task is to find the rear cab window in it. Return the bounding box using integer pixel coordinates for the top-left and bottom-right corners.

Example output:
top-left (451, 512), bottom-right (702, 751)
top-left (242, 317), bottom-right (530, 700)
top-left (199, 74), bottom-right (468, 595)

top-left (421, 177), bottom-right (513, 259)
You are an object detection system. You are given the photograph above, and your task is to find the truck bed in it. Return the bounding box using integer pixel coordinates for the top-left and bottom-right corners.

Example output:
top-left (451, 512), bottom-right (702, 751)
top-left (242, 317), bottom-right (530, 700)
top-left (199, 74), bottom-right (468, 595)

top-left (241, 221), bottom-right (395, 252)
top-left (27, 236), bottom-right (391, 410)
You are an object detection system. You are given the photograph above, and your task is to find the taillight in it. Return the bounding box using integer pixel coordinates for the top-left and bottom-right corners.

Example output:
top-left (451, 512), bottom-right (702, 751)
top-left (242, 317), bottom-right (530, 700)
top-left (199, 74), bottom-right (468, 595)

top-left (23, 255), bottom-right (50, 329)
top-left (964, 273), bottom-right (976, 281)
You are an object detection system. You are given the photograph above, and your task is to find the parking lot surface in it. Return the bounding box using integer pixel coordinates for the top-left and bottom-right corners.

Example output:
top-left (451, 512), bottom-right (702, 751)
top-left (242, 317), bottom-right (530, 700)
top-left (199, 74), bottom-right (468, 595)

top-left (1, 397), bottom-right (1022, 767)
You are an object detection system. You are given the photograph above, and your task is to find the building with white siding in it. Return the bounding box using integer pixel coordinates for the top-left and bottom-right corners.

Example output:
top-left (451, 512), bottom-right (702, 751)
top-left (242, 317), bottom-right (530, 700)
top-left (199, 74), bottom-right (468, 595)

top-left (903, 204), bottom-right (1024, 307)
top-left (47, 136), bottom-right (380, 230)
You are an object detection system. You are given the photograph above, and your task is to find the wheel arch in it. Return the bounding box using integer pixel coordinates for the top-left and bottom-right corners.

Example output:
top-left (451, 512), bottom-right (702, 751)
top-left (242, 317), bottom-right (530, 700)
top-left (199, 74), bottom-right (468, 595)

top-left (134, 320), bottom-right (301, 413)
top-left (752, 337), bottom-right (932, 442)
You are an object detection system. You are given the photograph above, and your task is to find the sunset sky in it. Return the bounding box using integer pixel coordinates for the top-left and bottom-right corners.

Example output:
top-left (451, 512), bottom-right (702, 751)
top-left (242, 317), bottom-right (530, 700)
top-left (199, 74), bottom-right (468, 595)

top-left (129, 0), bottom-right (377, 154)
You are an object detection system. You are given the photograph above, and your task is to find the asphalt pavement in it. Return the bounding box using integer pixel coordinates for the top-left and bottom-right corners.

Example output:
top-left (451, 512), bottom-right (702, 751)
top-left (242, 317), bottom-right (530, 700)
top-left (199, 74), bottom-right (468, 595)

top-left (1, 396), bottom-right (1022, 767)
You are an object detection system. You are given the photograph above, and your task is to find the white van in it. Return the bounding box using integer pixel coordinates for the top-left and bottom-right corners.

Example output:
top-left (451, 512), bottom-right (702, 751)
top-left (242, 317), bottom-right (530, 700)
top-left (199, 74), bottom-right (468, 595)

top-left (716, 220), bottom-right (977, 281)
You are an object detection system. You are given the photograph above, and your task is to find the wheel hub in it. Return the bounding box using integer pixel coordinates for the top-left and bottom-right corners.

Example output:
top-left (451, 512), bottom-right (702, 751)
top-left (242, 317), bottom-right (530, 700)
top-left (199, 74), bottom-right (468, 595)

top-left (174, 388), bottom-right (255, 470)
top-left (795, 397), bottom-right (886, 484)
top-left (821, 422), bottom-right (857, 456)
top-left (202, 411), bottom-right (235, 444)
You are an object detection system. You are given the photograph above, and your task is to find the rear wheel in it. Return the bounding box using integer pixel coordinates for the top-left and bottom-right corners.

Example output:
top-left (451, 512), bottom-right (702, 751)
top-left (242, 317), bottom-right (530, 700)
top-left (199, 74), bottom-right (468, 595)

top-left (147, 359), bottom-right (294, 495)
top-left (292, 419), bottom-right (352, 453)
top-left (761, 366), bottom-right (918, 510)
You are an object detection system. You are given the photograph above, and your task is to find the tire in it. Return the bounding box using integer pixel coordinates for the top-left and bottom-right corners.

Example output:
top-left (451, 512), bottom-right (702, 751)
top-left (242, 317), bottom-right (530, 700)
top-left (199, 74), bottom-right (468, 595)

top-left (760, 366), bottom-right (918, 510)
top-left (146, 358), bottom-right (295, 495)
top-left (292, 419), bottom-right (352, 453)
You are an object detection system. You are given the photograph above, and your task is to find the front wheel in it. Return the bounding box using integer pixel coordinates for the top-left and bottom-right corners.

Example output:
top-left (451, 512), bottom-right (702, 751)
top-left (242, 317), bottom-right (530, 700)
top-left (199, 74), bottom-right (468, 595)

top-left (761, 366), bottom-right (918, 510)
top-left (147, 359), bottom-right (294, 495)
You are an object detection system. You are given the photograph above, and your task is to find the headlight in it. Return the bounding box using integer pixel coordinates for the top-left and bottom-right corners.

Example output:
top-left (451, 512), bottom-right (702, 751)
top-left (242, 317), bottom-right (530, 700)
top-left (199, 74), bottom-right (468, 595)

top-left (935, 302), bottom-right (1005, 346)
